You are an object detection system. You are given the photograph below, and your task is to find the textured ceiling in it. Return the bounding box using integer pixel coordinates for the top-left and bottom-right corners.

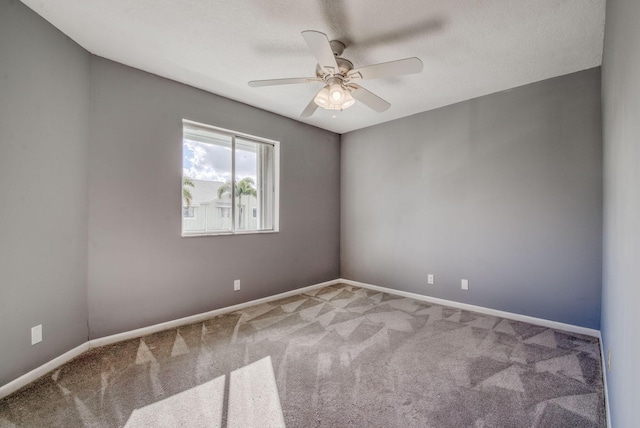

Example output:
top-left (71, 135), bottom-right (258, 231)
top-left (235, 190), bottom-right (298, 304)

top-left (21, 0), bottom-right (606, 134)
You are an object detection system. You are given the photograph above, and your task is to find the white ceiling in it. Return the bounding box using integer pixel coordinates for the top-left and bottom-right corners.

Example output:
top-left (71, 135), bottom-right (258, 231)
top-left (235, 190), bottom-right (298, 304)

top-left (21, 0), bottom-right (606, 134)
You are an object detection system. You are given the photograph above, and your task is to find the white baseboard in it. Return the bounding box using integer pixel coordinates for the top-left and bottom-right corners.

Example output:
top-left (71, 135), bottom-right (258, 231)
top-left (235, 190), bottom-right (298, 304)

top-left (598, 332), bottom-right (612, 427)
top-left (339, 278), bottom-right (600, 337)
top-left (0, 342), bottom-right (89, 401)
top-left (89, 279), bottom-right (339, 349)
top-left (0, 279), bottom-right (339, 400)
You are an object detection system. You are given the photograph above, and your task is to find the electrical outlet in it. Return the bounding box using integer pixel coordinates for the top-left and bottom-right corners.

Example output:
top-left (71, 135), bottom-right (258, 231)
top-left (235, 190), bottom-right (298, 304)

top-left (234, 279), bottom-right (240, 291)
top-left (31, 325), bottom-right (42, 345)
top-left (607, 349), bottom-right (612, 372)
top-left (461, 279), bottom-right (469, 291)
top-left (427, 274), bottom-right (435, 285)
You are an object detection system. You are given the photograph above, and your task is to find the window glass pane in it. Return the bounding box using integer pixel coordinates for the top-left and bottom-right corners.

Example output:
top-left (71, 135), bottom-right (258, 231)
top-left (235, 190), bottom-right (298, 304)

top-left (236, 138), bottom-right (274, 231)
top-left (235, 138), bottom-right (258, 231)
top-left (183, 207), bottom-right (195, 218)
top-left (182, 127), bottom-right (232, 234)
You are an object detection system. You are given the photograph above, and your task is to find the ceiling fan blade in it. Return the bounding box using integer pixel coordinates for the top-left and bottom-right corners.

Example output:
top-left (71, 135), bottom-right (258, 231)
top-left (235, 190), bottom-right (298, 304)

top-left (301, 30), bottom-right (339, 74)
top-left (299, 95), bottom-right (319, 118)
top-left (248, 77), bottom-right (321, 87)
top-left (350, 84), bottom-right (391, 112)
top-left (348, 57), bottom-right (423, 81)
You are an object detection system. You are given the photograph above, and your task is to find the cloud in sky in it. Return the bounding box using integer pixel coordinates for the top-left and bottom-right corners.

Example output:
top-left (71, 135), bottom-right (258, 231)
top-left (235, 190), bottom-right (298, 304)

top-left (183, 139), bottom-right (256, 182)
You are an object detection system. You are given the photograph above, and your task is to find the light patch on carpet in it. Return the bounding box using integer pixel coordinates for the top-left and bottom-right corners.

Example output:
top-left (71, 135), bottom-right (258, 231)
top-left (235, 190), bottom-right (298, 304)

top-left (315, 308), bottom-right (338, 327)
top-left (200, 323), bottom-right (209, 339)
top-left (74, 396), bottom-right (100, 427)
top-left (135, 340), bottom-right (165, 397)
top-left (195, 347), bottom-right (215, 382)
top-left (317, 353), bottom-right (333, 378)
top-left (467, 315), bottom-right (499, 330)
top-left (289, 330), bottom-right (328, 348)
top-left (352, 288), bottom-right (368, 300)
top-left (573, 341), bottom-right (601, 360)
top-left (58, 384), bottom-right (71, 396)
top-left (494, 319), bottom-right (517, 336)
top-left (368, 292), bottom-right (384, 304)
top-left (170, 332), bottom-right (190, 357)
top-left (446, 311), bottom-right (462, 323)
top-left (255, 317), bottom-right (314, 343)
top-left (100, 372), bottom-right (109, 397)
top-left (365, 311), bottom-right (414, 332)
top-left (0, 417), bottom-right (17, 428)
top-left (135, 340), bottom-right (156, 365)
top-left (301, 288), bottom-right (321, 297)
top-left (551, 393), bottom-right (599, 423)
top-left (315, 288), bottom-right (343, 302)
top-left (342, 327), bottom-right (390, 363)
top-left (417, 306), bottom-right (443, 322)
top-left (479, 366), bottom-right (525, 393)
top-left (326, 297), bottom-right (354, 309)
top-left (124, 375), bottom-right (225, 428)
top-left (388, 298), bottom-right (423, 313)
top-left (228, 356), bottom-right (285, 428)
top-left (535, 354), bottom-right (586, 384)
top-left (298, 302), bottom-right (326, 321)
top-left (329, 317), bottom-right (363, 339)
top-left (333, 290), bottom-right (356, 302)
top-left (250, 314), bottom-right (289, 331)
top-left (281, 299), bottom-right (307, 313)
top-left (510, 342), bottom-right (528, 365)
top-left (524, 329), bottom-right (557, 349)
top-left (346, 304), bottom-right (375, 314)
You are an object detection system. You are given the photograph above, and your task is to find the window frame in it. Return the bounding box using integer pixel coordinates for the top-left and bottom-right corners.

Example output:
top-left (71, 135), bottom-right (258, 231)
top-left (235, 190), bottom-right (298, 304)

top-left (181, 119), bottom-right (280, 237)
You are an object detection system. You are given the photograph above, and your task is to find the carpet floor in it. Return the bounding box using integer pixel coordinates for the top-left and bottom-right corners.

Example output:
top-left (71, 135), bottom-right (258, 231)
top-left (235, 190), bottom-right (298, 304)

top-left (0, 283), bottom-right (606, 427)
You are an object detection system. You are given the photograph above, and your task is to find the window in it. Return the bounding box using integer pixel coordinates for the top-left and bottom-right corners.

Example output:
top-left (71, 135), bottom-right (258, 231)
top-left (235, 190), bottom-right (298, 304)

top-left (183, 207), bottom-right (195, 218)
top-left (181, 120), bottom-right (279, 236)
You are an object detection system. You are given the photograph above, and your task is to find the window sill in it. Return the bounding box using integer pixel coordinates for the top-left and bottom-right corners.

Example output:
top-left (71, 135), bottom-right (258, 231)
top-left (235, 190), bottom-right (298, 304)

top-left (181, 229), bottom-right (279, 238)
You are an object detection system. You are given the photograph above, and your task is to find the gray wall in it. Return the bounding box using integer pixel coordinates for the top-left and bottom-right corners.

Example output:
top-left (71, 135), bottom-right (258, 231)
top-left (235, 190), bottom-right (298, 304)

top-left (601, 0), bottom-right (640, 426)
top-left (341, 69), bottom-right (602, 329)
top-left (0, 1), bottom-right (90, 386)
top-left (87, 58), bottom-right (340, 338)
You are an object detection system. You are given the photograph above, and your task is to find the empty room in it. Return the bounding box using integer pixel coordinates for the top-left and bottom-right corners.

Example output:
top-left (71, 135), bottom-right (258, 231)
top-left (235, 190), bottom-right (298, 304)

top-left (0, 0), bottom-right (638, 427)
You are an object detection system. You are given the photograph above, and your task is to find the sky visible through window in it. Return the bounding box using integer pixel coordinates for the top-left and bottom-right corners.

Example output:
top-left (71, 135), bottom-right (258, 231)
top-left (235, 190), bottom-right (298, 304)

top-left (183, 138), bottom-right (257, 182)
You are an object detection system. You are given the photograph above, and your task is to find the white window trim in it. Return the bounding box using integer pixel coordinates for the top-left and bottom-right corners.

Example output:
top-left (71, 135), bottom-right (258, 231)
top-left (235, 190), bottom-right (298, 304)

top-left (181, 119), bottom-right (280, 237)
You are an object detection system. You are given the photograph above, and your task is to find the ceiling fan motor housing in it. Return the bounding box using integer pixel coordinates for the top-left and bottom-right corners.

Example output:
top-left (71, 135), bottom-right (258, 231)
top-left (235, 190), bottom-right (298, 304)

top-left (315, 57), bottom-right (354, 81)
top-left (329, 39), bottom-right (346, 57)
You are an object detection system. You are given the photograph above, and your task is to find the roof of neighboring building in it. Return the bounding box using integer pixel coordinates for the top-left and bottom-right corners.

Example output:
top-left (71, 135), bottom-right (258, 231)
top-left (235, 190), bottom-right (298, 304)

top-left (184, 179), bottom-right (227, 206)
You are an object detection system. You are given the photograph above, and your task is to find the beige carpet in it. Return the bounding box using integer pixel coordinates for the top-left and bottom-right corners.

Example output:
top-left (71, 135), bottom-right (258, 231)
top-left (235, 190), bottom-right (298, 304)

top-left (0, 283), bottom-right (606, 427)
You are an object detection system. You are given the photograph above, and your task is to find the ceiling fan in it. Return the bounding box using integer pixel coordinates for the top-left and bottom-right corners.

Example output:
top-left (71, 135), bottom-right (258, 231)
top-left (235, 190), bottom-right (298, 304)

top-left (248, 31), bottom-right (423, 118)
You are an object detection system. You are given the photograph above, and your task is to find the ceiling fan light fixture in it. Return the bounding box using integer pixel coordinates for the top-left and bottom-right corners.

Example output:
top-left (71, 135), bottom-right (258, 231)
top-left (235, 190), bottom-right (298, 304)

top-left (329, 83), bottom-right (345, 102)
top-left (341, 90), bottom-right (355, 109)
top-left (314, 86), bottom-right (330, 106)
top-left (314, 84), bottom-right (354, 111)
